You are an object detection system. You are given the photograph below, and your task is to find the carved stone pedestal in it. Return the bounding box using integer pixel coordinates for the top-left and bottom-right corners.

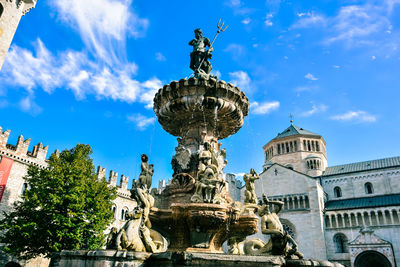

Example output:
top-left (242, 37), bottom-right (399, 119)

top-left (150, 203), bottom-right (258, 253)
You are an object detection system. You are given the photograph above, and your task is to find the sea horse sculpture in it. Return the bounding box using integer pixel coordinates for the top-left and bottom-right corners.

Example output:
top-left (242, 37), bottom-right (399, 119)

top-left (106, 154), bottom-right (168, 252)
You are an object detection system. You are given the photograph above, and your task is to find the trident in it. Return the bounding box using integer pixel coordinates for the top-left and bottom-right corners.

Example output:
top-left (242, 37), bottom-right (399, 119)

top-left (195, 19), bottom-right (228, 75)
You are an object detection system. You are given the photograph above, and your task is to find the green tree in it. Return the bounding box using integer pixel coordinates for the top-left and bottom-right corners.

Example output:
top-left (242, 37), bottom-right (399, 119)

top-left (0, 144), bottom-right (116, 260)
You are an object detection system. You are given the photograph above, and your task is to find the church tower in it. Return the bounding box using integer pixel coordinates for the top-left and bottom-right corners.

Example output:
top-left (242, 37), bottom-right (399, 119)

top-left (0, 0), bottom-right (37, 70)
top-left (263, 122), bottom-right (327, 176)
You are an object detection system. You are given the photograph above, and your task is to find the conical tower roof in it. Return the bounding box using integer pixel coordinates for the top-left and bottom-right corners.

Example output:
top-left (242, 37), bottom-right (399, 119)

top-left (272, 124), bottom-right (320, 140)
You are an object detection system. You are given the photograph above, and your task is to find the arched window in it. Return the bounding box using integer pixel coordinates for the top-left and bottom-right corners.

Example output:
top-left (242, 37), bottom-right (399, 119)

top-left (121, 207), bottom-right (129, 221)
top-left (365, 182), bottom-right (373, 194)
top-left (112, 205), bottom-right (117, 218)
top-left (333, 233), bottom-right (348, 253)
top-left (334, 186), bottom-right (342, 198)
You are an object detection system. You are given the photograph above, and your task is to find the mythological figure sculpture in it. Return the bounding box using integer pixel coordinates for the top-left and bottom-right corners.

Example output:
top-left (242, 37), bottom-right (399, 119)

top-left (106, 155), bottom-right (167, 253)
top-left (188, 20), bottom-right (227, 79)
top-left (244, 168), bottom-right (259, 204)
top-left (138, 154), bottom-right (153, 191)
top-left (189, 28), bottom-right (213, 78)
top-left (240, 194), bottom-right (303, 258)
top-left (191, 142), bottom-right (226, 203)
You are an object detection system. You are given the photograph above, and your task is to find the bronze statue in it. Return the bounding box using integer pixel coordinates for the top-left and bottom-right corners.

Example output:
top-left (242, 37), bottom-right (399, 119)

top-left (244, 168), bottom-right (259, 204)
top-left (189, 28), bottom-right (213, 77)
top-left (188, 20), bottom-right (228, 79)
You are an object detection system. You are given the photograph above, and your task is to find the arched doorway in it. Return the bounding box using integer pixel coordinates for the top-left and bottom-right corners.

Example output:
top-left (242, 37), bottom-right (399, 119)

top-left (354, 251), bottom-right (391, 267)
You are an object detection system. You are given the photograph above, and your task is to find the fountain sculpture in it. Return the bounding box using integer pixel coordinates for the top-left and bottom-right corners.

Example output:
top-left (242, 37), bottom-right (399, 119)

top-left (55, 25), bottom-right (344, 267)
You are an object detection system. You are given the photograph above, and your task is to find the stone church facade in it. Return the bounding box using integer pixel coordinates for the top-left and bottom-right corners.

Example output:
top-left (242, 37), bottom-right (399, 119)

top-left (237, 123), bottom-right (400, 267)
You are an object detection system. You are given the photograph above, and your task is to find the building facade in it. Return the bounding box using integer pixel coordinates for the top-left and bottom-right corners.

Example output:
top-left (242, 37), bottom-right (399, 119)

top-left (0, 126), bottom-right (137, 266)
top-left (0, 0), bottom-right (37, 70)
top-left (237, 123), bottom-right (400, 267)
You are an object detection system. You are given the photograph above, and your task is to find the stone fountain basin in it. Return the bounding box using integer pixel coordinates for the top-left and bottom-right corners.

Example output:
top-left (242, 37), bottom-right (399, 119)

top-left (149, 203), bottom-right (258, 254)
top-left (153, 78), bottom-right (249, 140)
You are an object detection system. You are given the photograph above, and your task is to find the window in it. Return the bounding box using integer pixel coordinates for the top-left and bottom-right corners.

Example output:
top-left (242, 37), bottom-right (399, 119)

top-left (112, 206), bottom-right (116, 218)
top-left (365, 182), bottom-right (373, 194)
top-left (21, 182), bottom-right (28, 195)
top-left (0, 3), bottom-right (3, 18)
top-left (334, 186), bottom-right (342, 198)
top-left (121, 207), bottom-right (128, 220)
top-left (333, 233), bottom-right (348, 253)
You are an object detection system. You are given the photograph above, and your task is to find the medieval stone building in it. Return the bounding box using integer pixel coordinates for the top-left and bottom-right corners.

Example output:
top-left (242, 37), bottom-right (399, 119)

top-left (0, 126), bottom-right (137, 266)
top-left (239, 123), bottom-right (400, 267)
top-left (0, 0), bottom-right (37, 70)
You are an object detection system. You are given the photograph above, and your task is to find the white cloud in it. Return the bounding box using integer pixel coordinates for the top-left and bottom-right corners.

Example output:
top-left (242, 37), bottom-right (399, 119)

top-left (300, 104), bottom-right (328, 117)
top-left (325, 5), bottom-right (390, 45)
top-left (242, 18), bottom-right (251, 25)
top-left (305, 73), bottom-right (318, 81)
top-left (225, 0), bottom-right (252, 15)
top-left (155, 52), bottom-right (166, 61)
top-left (297, 12), bottom-right (310, 17)
top-left (1, 1), bottom-right (159, 111)
top-left (224, 43), bottom-right (245, 60)
top-left (265, 13), bottom-right (274, 26)
top-left (229, 71), bottom-right (251, 90)
top-left (139, 77), bottom-right (163, 109)
top-left (371, 55), bottom-right (376, 60)
top-left (331, 110), bottom-right (377, 123)
top-left (52, 0), bottom-right (148, 64)
top-left (294, 85), bottom-right (318, 93)
top-left (1, 40), bottom-right (161, 107)
top-left (292, 12), bottom-right (327, 28)
top-left (127, 114), bottom-right (155, 130)
top-left (227, 0), bottom-right (241, 7)
top-left (332, 65), bottom-right (340, 69)
top-left (19, 95), bottom-right (42, 116)
top-left (250, 101), bottom-right (280, 115)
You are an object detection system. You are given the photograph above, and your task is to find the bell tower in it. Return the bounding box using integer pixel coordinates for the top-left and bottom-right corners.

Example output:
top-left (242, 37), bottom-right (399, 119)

top-left (263, 122), bottom-right (327, 176)
top-left (0, 0), bottom-right (37, 70)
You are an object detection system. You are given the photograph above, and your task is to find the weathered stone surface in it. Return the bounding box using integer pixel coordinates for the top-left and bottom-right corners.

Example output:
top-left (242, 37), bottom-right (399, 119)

top-left (150, 203), bottom-right (258, 254)
top-left (54, 250), bottom-right (151, 267)
top-left (153, 78), bottom-right (249, 141)
top-left (147, 251), bottom-right (285, 267)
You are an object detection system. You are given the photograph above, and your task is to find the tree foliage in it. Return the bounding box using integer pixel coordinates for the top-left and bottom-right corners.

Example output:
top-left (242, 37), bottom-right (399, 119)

top-left (0, 144), bottom-right (116, 259)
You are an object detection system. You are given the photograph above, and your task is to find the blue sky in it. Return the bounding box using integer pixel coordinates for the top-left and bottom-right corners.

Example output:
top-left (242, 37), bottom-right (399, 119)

top-left (1, 0), bottom-right (400, 186)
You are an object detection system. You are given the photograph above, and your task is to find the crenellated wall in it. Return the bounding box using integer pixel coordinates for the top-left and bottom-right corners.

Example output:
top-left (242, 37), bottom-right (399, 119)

top-left (0, 126), bottom-right (137, 233)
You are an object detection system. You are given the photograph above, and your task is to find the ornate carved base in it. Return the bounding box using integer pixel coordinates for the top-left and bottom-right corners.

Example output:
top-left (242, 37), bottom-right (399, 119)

top-left (150, 203), bottom-right (258, 253)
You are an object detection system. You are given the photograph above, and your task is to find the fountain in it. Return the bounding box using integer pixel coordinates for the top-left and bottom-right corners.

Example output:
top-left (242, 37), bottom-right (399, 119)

top-left (54, 25), bottom-right (344, 267)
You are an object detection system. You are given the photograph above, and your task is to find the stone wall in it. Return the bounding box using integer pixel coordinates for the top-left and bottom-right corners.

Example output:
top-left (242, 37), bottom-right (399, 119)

top-left (324, 206), bottom-right (400, 266)
top-left (321, 168), bottom-right (400, 200)
top-left (0, 0), bottom-right (36, 70)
